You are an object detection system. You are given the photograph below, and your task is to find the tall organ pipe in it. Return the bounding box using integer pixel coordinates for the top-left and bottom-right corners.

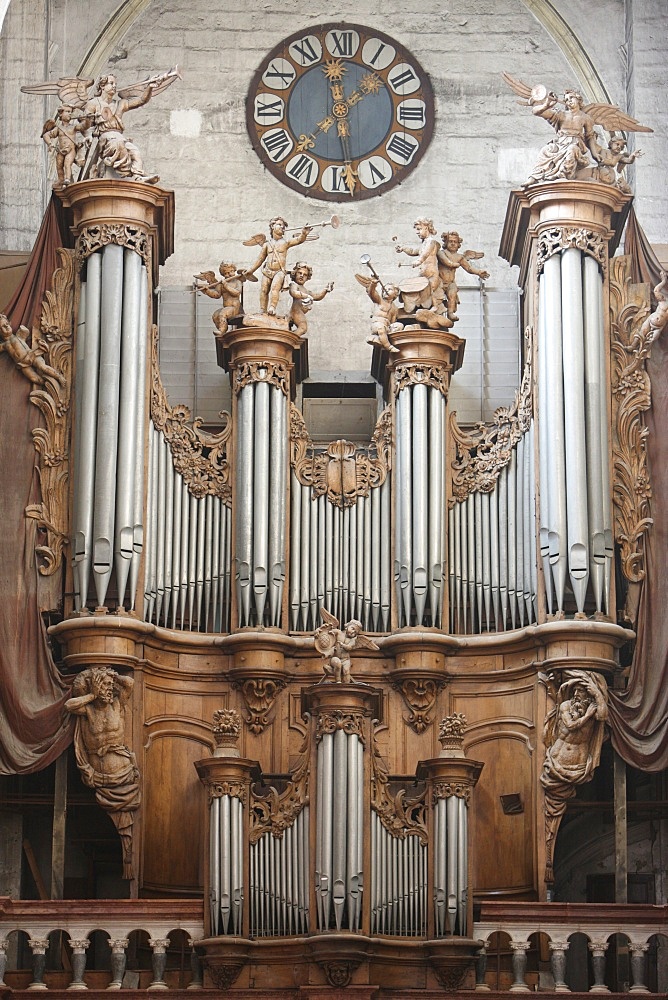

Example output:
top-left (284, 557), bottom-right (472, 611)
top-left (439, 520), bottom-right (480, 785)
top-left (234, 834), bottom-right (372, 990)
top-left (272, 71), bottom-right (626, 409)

top-left (236, 385), bottom-right (254, 626)
top-left (269, 388), bottom-right (286, 626)
top-left (129, 265), bottom-right (149, 610)
top-left (583, 254), bottom-right (607, 613)
top-left (542, 253), bottom-right (567, 611)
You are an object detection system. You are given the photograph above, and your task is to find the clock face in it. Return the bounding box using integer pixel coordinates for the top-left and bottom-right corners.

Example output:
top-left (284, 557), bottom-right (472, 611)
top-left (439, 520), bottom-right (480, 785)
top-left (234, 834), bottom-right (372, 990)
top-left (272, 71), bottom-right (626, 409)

top-left (247, 23), bottom-right (435, 201)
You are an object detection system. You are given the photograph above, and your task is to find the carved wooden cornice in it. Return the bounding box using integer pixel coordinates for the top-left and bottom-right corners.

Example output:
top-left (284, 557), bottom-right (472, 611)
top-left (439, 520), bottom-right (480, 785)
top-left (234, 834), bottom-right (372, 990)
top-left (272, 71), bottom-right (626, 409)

top-left (250, 727), bottom-right (310, 842)
top-left (536, 226), bottom-right (607, 276)
top-left (391, 676), bottom-right (447, 734)
top-left (449, 326), bottom-right (533, 503)
top-left (150, 325), bottom-right (232, 503)
top-left (76, 222), bottom-right (150, 267)
top-left (370, 727), bottom-right (428, 842)
top-left (233, 360), bottom-right (289, 396)
top-left (23, 248), bottom-right (76, 575)
top-left (232, 677), bottom-right (287, 735)
top-left (289, 402), bottom-right (391, 509)
top-left (208, 780), bottom-right (246, 803)
top-left (393, 361), bottom-right (451, 397)
top-left (610, 256), bottom-right (653, 584)
top-left (432, 781), bottom-right (472, 805)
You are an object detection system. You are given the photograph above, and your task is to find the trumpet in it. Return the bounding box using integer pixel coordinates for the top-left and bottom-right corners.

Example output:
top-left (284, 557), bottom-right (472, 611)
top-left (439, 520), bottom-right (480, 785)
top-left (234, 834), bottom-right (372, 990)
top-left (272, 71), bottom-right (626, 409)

top-left (359, 254), bottom-right (389, 295)
top-left (285, 214), bottom-right (341, 233)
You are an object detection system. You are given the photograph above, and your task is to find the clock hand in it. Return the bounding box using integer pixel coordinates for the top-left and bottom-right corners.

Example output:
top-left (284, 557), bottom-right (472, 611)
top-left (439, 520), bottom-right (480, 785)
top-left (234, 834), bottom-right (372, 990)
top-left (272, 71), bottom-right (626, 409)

top-left (295, 115), bottom-right (335, 153)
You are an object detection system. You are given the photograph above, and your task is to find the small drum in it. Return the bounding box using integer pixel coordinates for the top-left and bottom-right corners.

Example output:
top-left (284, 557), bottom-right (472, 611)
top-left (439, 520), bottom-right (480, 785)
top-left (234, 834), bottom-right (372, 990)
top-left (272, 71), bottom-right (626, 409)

top-left (398, 275), bottom-right (429, 295)
top-left (398, 275), bottom-right (430, 314)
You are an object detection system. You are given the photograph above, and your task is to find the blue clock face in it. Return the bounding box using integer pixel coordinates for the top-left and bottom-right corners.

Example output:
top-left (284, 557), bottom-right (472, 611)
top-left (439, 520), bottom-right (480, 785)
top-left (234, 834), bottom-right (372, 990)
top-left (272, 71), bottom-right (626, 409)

top-left (247, 24), bottom-right (435, 201)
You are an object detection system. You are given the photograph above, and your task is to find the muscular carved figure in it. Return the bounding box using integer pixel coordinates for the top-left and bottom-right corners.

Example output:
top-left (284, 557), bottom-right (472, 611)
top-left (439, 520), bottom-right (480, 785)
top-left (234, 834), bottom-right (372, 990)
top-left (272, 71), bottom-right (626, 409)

top-left (65, 666), bottom-right (140, 879)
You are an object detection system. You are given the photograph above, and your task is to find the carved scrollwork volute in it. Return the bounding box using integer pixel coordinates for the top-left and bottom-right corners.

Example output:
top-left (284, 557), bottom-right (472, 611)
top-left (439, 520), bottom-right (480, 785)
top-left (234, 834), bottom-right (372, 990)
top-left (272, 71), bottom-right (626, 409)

top-left (536, 227), bottom-right (607, 276)
top-left (249, 726), bottom-right (310, 843)
top-left (208, 780), bottom-right (247, 803)
top-left (233, 677), bottom-right (287, 735)
top-left (233, 360), bottom-right (289, 396)
top-left (289, 403), bottom-right (392, 509)
top-left (76, 223), bottom-right (150, 268)
top-left (315, 709), bottom-right (365, 743)
top-left (610, 255), bottom-right (653, 585)
top-left (370, 726), bottom-right (428, 842)
top-left (449, 325), bottom-right (533, 503)
top-left (392, 676), bottom-right (446, 734)
top-left (393, 362), bottom-right (451, 397)
top-left (150, 325), bottom-right (232, 503)
top-left (23, 247), bottom-right (76, 575)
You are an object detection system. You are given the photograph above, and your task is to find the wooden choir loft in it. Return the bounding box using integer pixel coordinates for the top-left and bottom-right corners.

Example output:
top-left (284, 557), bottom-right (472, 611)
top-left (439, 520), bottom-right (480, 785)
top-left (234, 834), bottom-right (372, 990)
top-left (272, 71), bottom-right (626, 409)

top-left (1, 54), bottom-right (667, 1000)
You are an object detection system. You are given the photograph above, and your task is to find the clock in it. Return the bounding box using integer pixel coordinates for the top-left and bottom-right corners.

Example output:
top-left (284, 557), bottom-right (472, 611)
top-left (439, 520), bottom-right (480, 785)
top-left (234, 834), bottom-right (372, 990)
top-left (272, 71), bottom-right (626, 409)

top-left (246, 23), bottom-right (435, 201)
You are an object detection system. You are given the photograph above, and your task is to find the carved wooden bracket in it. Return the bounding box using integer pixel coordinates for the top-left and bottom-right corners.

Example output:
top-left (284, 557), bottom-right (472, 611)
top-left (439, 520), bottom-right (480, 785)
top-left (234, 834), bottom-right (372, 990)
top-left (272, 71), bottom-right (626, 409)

top-left (370, 725), bottom-right (427, 842)
top-left (232, 676), bottom-right (287, 735)
top-left (393, 361), bottom-right (451, 397)
top-left (392, 675), bottom-right (447, 734)
top-left (449, 326), bottom-right (533, 503)
top-left (21, 247), bottom-right (76, 576)
top-left (234, 359), bottom-right (289, 396)
top-left (250, 726), bottom-right (310, 842)
top-left (536, 226), bottom-right (607, 276)
top-left (150, 325), bottom-right (232, 503)
top-left (289, 402), bottom-right (391, 509)
top-left (610, 255), bottom-right (653, 585)
top-left (207, 780), bottom-right (246, 803)
top-left (76, 222), bottom-right (150, 268)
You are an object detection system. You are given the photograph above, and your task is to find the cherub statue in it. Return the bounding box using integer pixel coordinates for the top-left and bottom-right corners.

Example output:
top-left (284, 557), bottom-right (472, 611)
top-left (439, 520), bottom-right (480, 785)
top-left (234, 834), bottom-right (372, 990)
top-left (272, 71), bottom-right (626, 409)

top-left (438, 232), bottom-right (489, 321)
top-left (65, 665), bottom-right (140, 879)
top-left (0, 313), bottom-right (64, 385)
top-left (22, 67), bottom-right (181, 184)
top-left (593, 134), bottom-right (643, 193)
top-left (635, 270), bottom-right (668, 346)
top-left (41, 105), bottom-right (87, 187)
top-left (503, 73), bottom-right (652, 186)
top-left (194, 261), bottom-right (249, 336)
top-left (355, 273), bottom-right (402, 353)
top-left (287, 261), bottom-right (334, 338)
top-left (394, 218), bottom-right (445, 311)
top-left (314, 609), bottom-right (379, 684)
top-left (242, 217), bottom-right (313, 316)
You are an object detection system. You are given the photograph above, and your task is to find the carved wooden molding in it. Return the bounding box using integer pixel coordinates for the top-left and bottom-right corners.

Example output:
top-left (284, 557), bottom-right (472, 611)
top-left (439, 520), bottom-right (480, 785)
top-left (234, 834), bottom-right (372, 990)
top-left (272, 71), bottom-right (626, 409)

top-left (315, 709), bottom-right (366, 744)
top-left (393, 361), bottom-right (451, 397)
top-left (234, 360), bottom-right (289, 396)
top-left (289, 402), bottom-right (391, 509)
top-left (392, 676), bottom-right (446, 734)
top-left (449, 326), bottom-right (533, 503)
top-left (370, 727), bottom-right (428, 842)
top-left (433, 781), bottom-right (472, 805)
top-left (76, 222), bottom-right (150, 267)
top-left (233, 677), bottom-right (287, 735)
top-left (536, 226), bottom-right (607, 276)
top-left (610, 256), bottom-right (653, 584)
top-left (208, 780), bottom-right (246, 803)
top-left (249, 727), bottom-right (310, 843)
top-left (150, 325), bottom-right (232, 503)
top-left (22, 248), bottom-right (76, 575)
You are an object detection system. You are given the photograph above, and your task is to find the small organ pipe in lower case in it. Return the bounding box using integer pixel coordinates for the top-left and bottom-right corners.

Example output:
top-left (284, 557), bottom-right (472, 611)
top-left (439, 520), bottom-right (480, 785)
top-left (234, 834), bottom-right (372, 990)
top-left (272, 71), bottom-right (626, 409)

top-left (236, 381), bottom-right (287, 627)
top-left (433, 794), bottom-right (468, 937)
top-left (395, 383), bottom-right (446, 628)
top-left (370, 811), bottom-right (426, 936)
top-left (209, 794), bottom-right (244, 936)
top-left (315, 731), bottom-right (363, 931)
top-left (250, 807), bottom-right (310, 936)
top-left (289, 476), bottom-right (391, 632)
top-left (143, 423), bottom-right (232, 631)
top-left (449, 425), bottom-right (537, 633)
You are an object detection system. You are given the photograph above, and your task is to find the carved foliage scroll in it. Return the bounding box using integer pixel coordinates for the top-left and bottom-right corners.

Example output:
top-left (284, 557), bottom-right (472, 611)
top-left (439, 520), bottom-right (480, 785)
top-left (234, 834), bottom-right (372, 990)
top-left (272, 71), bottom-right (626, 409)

top-left (150, 325), bottom-right (232, 503)
top-left (234, 360), bottom-right (289, 396)
top-left (23, 248), bottom-right (76, 575)
top-left (392, 676), bottom-right (446, 734)
top-left (233, 677), bottom-right (287, 735)
top-left (610, 255), bottom-right (653, 583)
top-left (536, 227), bottom-right (607, 276)
top-left (76, 223), bottom-right (149, 267)
top-left (370, 726), bottom-right (427, 842)
top-left (449, 326), bottom-right (533, 502)
top-left (393, 362), bottom-right (452, 398)
top-left (250, 726), bottom-right (310, 842)
top-left (289, 402), bottom-right (391, 509)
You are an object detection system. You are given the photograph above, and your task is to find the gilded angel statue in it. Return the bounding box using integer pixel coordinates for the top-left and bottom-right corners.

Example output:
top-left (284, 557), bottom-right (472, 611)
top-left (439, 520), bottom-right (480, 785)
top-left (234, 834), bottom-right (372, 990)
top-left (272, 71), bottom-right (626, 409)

top-left (22, 67), bottom-right (181, 185)
top-left (314, 608), bottom-right (379, 684)
top-left (503, 72), bottom-right (652, 187)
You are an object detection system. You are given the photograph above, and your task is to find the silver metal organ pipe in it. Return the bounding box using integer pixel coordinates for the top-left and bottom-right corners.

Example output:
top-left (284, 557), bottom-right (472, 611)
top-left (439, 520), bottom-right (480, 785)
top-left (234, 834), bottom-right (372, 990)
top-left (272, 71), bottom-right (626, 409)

top-left (561, 247), bottom-right (589, 612)
top-left (317, 494), bottom-right (326, 619)
top-left (412, 382), bottom-right (429, 623)
top-left (428, 388), bottom-right (444, 627)
top-left (515, 437), bottom-right (525, 627)
top-left (466, 494), bottom-right (475, 632)
top-left (529, 425), bottom-right (538, 621)
top-left (380, 476), bottom-right (391, 630)
top-left (332, 504), bottom-right (341, 621)
top-left (342, 506), bottom-right (351, 623)
top-left (490, 487), bottom-right (500, 629)
top-left (434, 797), bottom-right (446, 935)
top-left (448, 506), bottom-right (456, 633)
top-left (269, 387), bottom-right (286, 627)
top-left (187, 491), bottom-right (198, 629)
top-left (397, 386), bottom-right (413, 626)
top-left (332, 727), bottom-right (347, 931)
top-left (457, 796), bottom-right (467, 935)
top-left (195, 493), bottom-right (206, 627)
top-left (446, 794), bottom-right (458, 935)
top-left (236, 385), bottom-right (254, 626)
top-left (537, 275), bottom-right (553, 615)
top-left (114, 249), bottom-right (143, 607)
top-left (474, 490), bottom-right (484, 631)
top-left (92, 243), bottom-right (124, 606)
top-left (72, 253), bottom-right (101, 609)
top-left (583, 254), bottom-right (607, 613)
top-left (170, 470), bottom-right (182, 629)
top-left (178, 479), bottom-right (190, 626)
top-left (506, 449), bottom-right (517, 629)
top-left (346, 734), bottom-right (358, 929)
top-left (542, 254), bottom-right (568, 611)
top-left (523, 429), bottom-right (533, 623)
top-left (210, 796), bottom-right (221, 935)
top-left (146, 425), bottom-right (159, 621)
top-left (220, 794), bottom-right (231, 933)
top-left (498, 466), bottom-right (509, 628)
top-left (324, 496), bottom-right (333, 617)
top-left (300, 480), bottom-right (310, 629)
top-left (289, 471), bottom-right (301, 631)
top-left (481, 490), bottom-right (491, 632)
top-left (162, 457), bottom-right (174, 628)
top-left (309, 487), bottom-right (318, 628)
top-left (202, 494), bottom-right (213, 631)
top-left (129, 264), bottom-right (149, 612)
top-left (155, 432), bottom-right (167, 624)
top-left (362, 494), bottom-right (371, 628)
top-left (72, 277), bottom-right (87, 608)
top-left (253, 381), bottom-right (270, 624)
top-left (460, 497), bottom-right (469, 633)
top-left (320, 732), bottom-right (334, 929)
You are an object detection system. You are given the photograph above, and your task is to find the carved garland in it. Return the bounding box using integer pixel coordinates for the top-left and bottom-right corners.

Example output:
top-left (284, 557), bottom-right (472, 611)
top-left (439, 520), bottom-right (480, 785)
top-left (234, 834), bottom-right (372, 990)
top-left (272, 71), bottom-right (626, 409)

top-left (449, 325), bottom-right (533, 503)
top-left (76, 223), bottom-right (150, 268)
top-left (610, 256), bottom-right (653, 583)
top-left (289, 402), bottom-right (392, 509)
top-left (370, 726), bottom-right (428, 842)
top-left (234, 360), bottom-right (289, 396)
top-left (150, 325), bottom-right (232, 503)
top-left (233, 677), bottom-right (287, 735)
top-left (22, 248), bottom-right (76, 575)
top-left (250, 726), bottom-right (310, 842)
top-left (393, 361), bottom-right (451, 397)
top-left (536, 226), bottom-right (607, 276)
top-left (392, 676), bottom-right (447, 734)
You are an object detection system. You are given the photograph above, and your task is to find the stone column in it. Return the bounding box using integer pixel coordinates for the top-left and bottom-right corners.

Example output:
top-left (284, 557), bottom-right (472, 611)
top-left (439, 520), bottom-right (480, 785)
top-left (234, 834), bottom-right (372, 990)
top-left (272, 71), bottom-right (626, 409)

top-left (147, 938), bottom-right (170, 990)
top-left (186, 938), bottom-right (203, 990)
top-left (588, 939), bottom-right (610, 993)
top-left (107, 938), bottom-right (129, 990)
top-left (474, 945), bottom-right (490, 991)
top-left (0, 938), bottom-right (7, 988)
top-left (629, 942), bottom-right (650, 994)
top-left (67, 938), bottom-right (90, 990)
top-left (549, 938), bottom-right (571, 992)
top-left (27, 937), bottom-right (49, 991)
top-left (509, 940), bottom-right (531, 993)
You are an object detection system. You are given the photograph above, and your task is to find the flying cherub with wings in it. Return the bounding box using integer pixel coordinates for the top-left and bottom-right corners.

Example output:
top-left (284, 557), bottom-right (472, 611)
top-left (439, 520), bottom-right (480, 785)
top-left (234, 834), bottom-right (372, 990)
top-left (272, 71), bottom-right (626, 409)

top-left (502, 72), bottom-right (652, 186)
top-left (314, 608), bottom-right (379, 684)
top-left (22, 67), bottom-right (181, 185)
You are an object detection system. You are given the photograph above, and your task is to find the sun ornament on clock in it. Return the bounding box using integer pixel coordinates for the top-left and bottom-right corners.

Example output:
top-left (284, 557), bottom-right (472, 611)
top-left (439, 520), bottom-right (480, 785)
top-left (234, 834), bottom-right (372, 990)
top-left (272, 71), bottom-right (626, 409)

top-left (247, 23), bottom-right (435, 201)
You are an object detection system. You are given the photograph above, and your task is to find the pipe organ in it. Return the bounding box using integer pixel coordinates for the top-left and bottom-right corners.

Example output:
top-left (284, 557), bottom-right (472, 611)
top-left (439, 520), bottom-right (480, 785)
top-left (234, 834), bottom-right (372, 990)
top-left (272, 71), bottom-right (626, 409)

top-left (48, 174), bottom-right (640, 991)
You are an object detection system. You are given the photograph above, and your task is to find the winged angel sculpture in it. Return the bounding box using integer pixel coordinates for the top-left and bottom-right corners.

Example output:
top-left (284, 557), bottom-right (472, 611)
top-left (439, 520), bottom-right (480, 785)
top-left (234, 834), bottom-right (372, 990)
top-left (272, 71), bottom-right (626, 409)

top-left (21, 68), bottom-right (181, 186)
top-left (503, 73), bottom-right (652, 189)
top-left (314, 609), bottom-right (379, 684)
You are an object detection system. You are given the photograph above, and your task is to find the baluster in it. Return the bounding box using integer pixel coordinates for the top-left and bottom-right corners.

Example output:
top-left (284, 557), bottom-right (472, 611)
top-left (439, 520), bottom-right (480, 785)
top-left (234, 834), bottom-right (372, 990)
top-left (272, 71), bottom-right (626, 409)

top-left (0, 938), bottom-right (7, 988)
top-left (587, 940), bottom-right (610, 994)
top-left (509, 940), bottom-right (531, 993)
top-left (107, 938), bottom-right (129, 990)
top-left (549, 939), bottom-right (570, 993)
top-left (148, 938), bottom-right (170, 990)
top-left (629, 942), bottom-right (649, 994)
top-left (27, 937), bottom-right (49, 991)
top-left (68, 939), bottom-right (89, 990)
top-left (474, 945), bottom-right (490, 992)
top-left (186, 938), bottom-right (203, 990)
